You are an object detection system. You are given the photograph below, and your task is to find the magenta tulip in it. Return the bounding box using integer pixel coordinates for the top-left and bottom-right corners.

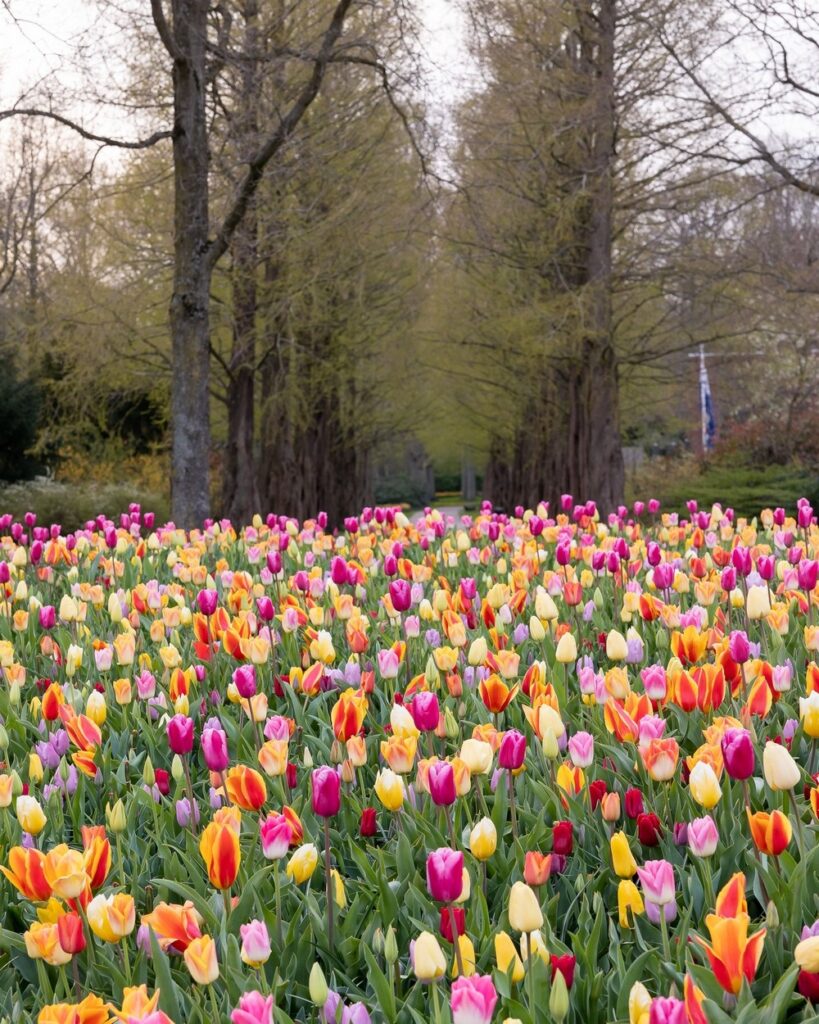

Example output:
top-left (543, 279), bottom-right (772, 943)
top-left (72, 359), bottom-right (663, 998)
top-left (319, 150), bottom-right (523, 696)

top-left (312, 766), bottom-right (341, 818)
top-left (498, 730), bottom-right (526, 770)
top-left (410, 692), bottom-right (440, 733)
top-left (721, 728), bottom-right (755, 780)
top-left (167, 715), bottom-right (194, 755)
top-left (426, 847), bottom-right (463, 903)
top-left (428, 762), bottom-right (457, 807)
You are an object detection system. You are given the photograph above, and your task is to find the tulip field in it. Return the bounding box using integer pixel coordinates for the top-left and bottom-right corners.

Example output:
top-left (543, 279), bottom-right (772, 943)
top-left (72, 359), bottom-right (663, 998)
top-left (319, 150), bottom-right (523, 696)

top-left (2, 498), bottom-right (819, 1024)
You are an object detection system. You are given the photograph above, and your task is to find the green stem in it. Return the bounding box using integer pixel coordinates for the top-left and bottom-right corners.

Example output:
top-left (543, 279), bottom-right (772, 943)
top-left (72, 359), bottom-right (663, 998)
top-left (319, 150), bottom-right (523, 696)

top-left (274, 860), bottom-right (283, 948)
top-left (659, 907), bottom-right (673, 966)
top-left (789, 788), bottom-right (807, 861)
top-left (431, 980), bottom-right (443, 1024)
top-left (527, 932), bottom-right (537, 1023)
top-left (324, 818), bottom-right (334, 951)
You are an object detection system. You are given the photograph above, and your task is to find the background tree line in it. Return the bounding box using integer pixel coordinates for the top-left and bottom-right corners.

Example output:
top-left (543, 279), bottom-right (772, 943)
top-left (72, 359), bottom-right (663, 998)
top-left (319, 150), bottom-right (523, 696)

top-left (1, 0), bottom-right (818, 524)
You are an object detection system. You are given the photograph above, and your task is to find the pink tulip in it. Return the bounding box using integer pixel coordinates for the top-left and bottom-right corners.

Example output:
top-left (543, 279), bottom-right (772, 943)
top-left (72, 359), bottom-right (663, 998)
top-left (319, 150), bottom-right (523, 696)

top-left (201, 722), bottom-right (230, 772)
top-left (39, 605), bottom-right (56, 630)
top-left (426, 847), bottom-right (463, 903)
top-left (428, 762), bottom-right (457, 807)
top-left (196, 589), bottom-right (218, 616)
top-left (231, 991), bottom-right (275, 1024)
top-left (377, 649), bottom-right (400, 679)
top-left (498, 730), bottom-right (526, 770)
top-left (641, 665), bottom-right (667, 701)
top-left (567, 731), bottom-right (594, 768)
top-left (636, 859), bottom-right (675, 907)
top-left (257, 597), bottom-right (275, 621)
top-left (312, 766), bottom-right (341, 818)
top-left (721, 728), bottom-right (755, 780)
top-left (652, 563), bottom-right (674, 590)
top-left (260, 813), bottom-right (293, 859)
top-left (167, 715), bottom-right (194, 755)
top-left (649, 998), bottom-right (686, 1024)
top-left (240, 920), bottom-right (271, 966)
top-left (389, 579), bottom-right (412, 612)
top-left (687, 815), bottom-right (719, 857)
top-left (233, 664), bottom-right (257, 698)
top-left (411, 692), bottom-right (440, 733)
top-left (450, 976), bottom-right (498, 1024)
top-left (728, 630), bottom-right (750, 665)
top-left (331, 557), bottom-right (348, 585)
top-left (264, 715), bottom-right (291, 742)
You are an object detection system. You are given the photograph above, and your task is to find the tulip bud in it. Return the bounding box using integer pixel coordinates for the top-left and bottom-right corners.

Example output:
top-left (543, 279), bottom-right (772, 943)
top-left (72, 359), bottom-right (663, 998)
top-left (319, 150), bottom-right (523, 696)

top-left (542, 730), bottom-right (559, 760)
top-left (171, 755), bottom-right (185, 783)
top-left (106, 799), bottom-right (127, 833)
top-left (143, 756), bottom-right (156, 786)
top-left (309, 963), bottom-right (328, 1005)
top-left (593, 587), bottom-right (604, 610)
top-left (0, 724), bottom-right (8, 751)
top-left (303, 747), bottom-right (314, 769)
top-left (9, 682), bottom-right (20, 707)
top-left (10, 770), bottom-right (22, 797)
top-left (384, 925), bottom-right (398, 965)
top-left (444, 706), bottom-right (459, 740)
top-left (765, 900), bottom-right (779, 929)
top-left (425, 656), bottom-right (440, 688)
top-left (549, 967), bottom-right (570, 1022)
top-left (58, 757), bottom-right (70, 783)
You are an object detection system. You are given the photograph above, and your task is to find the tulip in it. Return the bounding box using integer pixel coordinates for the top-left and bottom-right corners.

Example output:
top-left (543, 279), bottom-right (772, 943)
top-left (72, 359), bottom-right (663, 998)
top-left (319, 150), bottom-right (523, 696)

top-left (469, 818), bottom-right (497, 861)
top-left (721, 729), bottom-right (755, 780)
top-left (460, 739), bottom-right (493, 775)
top-left (56, 911), bottom-right (86, 955)
top-left (800, 692), bottom-right (819, 739)
top-left (693, 907), bottom-right (766, 993)
top-left (747, 809), bottom-right (791, 856)
top-left (201, 723), bottom-right (230, 773)
top-left (87, 892), bottom-right (136, 941)
top-left (555, 633), bottom-right (577, 664)
top-left (649, 998), bottom-right (686, 1024)
top-left (689, 762), bottom-right (722, 809)
top-left (312, 766), bottom-right (341, 817)
top-left (1, 847), bottom-right (52, 901)
top-left (498, 730), bottom-right (526, 770)
top-left (763, 741), bottom-right (801, 791)
top-left (16, 795), bottom-right (46, 835)
top-left (24, 921), bottom-right (71, 966)
top-left (523, 851), bottom-right (551, 886)
top-left (552, 821), bottom-right (573, 856)
top-left (427, 848), bottom-right (464, 903)
top-left (795, 937), bottom-right (819, 974)
top-left (411, 691), bottom-right (440, 732)
top-left (167, 715), bottom-right (194, 755)
top-left (618, 880), bottom-right (645, 928)
top-left (629, 982), bottom-right (651, 1024)
top-left (374, 768), bottom-right (405, 811)
top-left (746, 585), bottom-right (771, 620)
top-left (508, 881), bottom-right (543, 933)
top-left (688, 815), bottom-right (719, 857)
top-left (199, 820), bottom-right (241, 890)
top-left (450, 975), bottom-right (498, 1024)
top-left (232, 991), bottom-right (276, 1024)
top-left (551, 954), bottom-right (576, 989)
top-left (494, 931), bottom-right (525, 983)
top-left (567, 731), bottom-right (594, 768)
top-left (389, 578), bottom-right (412, 612)
top-left (606, 630), bottom-right (628, 661)
top-left (240, 919), bottom-right (272, 967)
top-left (610, 832), bottom-right (637, 877)
top-left (428, 762), bottom-right (457, 807)
top-left (413, 930), bottom-right (447, 981)
top-left (260, 813), bottom-right (293, 860)
top-left (184, 935), bottom-right (219, 984)
top-left (286, 844), bottom-right (319, 884)
top-left (637, 860), bottom-right (675, 907)
top-left (226, 765), bottom-right (267, 811)
top-left (728, 630), bottom-right (750, 664)
top-left (43, 845), bottom-right (87, 900)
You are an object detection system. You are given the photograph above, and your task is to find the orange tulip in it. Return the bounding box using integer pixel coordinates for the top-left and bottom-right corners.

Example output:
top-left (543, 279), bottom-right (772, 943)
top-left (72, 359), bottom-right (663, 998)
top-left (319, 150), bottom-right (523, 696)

top-left (283, 805), bottom-right (304, 845)
top-left (640, 738), bottom-right (679, 782)
top-left (225, 765), bottom-right (267, 811)
top-left (479, 674), bottom-right (519, 714)
top-left (331, 689), bottom-right (368, 742)
top-left (670, 626), bottom-right (708, 666)
top-left (1, 846), bottom-right (52, 901)
top-left (675, 665), bottom-right (725, 713)
top-left (523, 852), bottom-right (552, 886)
top-left (37, 994), bottom-right (110, 1024)
top-left (258, 739), bottom-right (289, 778)
top-left (43, 845), bottom-right (88, 900)
top-left (684, 975), bottom-right (707, 1024)
top-left (59, 706), bottom-right (102, 751)
top-left (141, 900), bottom-right (203, 952)
top-left (747, 809), bottom-right (791, 856)
top-left (81, 827), bottom-right (111, 890)
top-left (199, 820), bottom-right (241, 889)
top-left (114, 986), bottom-right (165, 1022)
top-left (41, 683), bottom-right (66, 721)
top-left (380, 735), bottom-right (417, 774)
top-left (693, 872), bottom-right (765, 995)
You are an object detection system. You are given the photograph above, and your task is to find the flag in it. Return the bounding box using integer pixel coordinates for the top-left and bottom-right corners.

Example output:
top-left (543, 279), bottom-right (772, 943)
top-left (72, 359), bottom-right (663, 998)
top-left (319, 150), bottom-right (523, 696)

top-left (699, 346), bottom-right (715, 452)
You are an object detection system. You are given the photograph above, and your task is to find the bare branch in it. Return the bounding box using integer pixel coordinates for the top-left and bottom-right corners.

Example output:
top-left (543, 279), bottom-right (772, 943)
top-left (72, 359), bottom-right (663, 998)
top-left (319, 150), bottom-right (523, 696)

top-left (0, 108), bottom-right (173, 150)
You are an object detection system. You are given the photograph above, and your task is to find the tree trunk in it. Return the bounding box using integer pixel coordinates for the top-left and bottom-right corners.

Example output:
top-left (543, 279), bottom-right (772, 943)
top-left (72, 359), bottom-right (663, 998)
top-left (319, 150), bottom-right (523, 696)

top-left (222, 0), bottom-right (261, 524)
top-left (576, 0), bottom-right (624, 510)
top-left (169, 0), bottom-right (212, 528)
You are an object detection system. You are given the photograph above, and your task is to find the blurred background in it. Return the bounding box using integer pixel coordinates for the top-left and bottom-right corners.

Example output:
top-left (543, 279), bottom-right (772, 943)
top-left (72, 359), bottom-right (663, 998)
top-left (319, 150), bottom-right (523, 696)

top-left (1, 0), bottom-right (818, 525)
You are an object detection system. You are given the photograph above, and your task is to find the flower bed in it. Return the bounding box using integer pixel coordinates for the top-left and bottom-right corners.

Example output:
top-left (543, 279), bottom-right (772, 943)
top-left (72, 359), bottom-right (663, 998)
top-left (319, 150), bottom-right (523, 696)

top-left (0, 497), bottom-right (817, 1024)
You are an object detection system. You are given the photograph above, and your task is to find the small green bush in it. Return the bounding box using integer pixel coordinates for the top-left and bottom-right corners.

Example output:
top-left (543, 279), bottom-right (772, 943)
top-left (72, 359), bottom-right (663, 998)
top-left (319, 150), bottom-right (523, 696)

top-left (0, 478), bottom-right (170, 529)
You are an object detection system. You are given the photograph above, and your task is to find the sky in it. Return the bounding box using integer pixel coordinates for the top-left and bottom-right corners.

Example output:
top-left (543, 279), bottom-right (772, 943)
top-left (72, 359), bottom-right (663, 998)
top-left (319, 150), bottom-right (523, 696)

top-left (0, 0), bottom-right (474, 119)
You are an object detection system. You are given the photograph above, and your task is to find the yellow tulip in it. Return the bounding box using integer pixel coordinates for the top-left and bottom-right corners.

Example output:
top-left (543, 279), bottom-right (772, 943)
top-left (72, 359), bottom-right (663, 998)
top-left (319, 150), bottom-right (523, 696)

top-left (286, 843), bottom-right (319, 884)
top-left (16, 795), bottom-right (46, 836)
top-left (184, 935), bottom-right (219, 984)
top-left (610, 832), bottom-right (637, 878)
top-left (688, 762), bottom-right (722, 809)
top-left (451, 933), bottom-right (476, 978)
top-left (494, 930), bottom-right (525, 983)
top-left (795, 936), bottom-right (819, 973)
top-left (508, 881), bottom-right (543, 932)
top-left (87, 892), bottom-right (136, 941)
top-left (459, 739), bottom-right (493, 775)
top-left (469, 818), bottom-right (497, 861)
top-left (374, 769), bottom-right (405, 811)
top-left (618, 880), bottom-right (644, 928)
top-left (555, 633), bottom-right (577, 664)
top-left (763, 741), bottom-right (801, 791)
top-left (628, 981), bottom-right (651, 1024)
top-left (606, 630), bottom-right (628, 661)
top-left (413, 930), bottom-right (446, 981)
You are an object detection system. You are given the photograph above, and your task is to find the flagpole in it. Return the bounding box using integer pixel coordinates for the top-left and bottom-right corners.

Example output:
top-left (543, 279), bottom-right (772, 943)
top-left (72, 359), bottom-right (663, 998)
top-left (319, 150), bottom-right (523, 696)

top-left (699, 343), bottom-right (707, 453)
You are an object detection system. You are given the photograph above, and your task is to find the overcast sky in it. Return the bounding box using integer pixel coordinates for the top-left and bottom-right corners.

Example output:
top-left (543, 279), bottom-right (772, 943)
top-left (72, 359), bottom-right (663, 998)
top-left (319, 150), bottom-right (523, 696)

top-left (0, 0), bottom-right (474, 116)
